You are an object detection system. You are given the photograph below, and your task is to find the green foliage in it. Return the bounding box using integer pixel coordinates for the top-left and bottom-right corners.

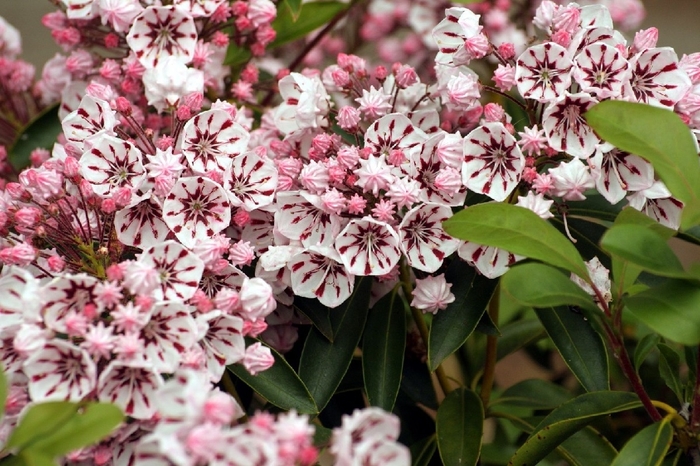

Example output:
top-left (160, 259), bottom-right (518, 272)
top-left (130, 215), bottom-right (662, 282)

top-left (624, 279), bottom-right (700, 345)
top-left (362, 288), bottom-right (406, 411)
top-left (436, 388), bottom-right (483, 466)
top-left (508, 392), bottom-right (642, 466)
top-left (8, 105), bottom-right (62, 171)
top-left (535, 307), bottom-right (610, 392)
top-left (443, 203), bottom-right (589, 279)
top-left (299, 277), bottom-right (372, 411)
top-left (228, 340), bottom-right (318, 414)
top-left (428, 258), bottom-right (498, 371)
top-left (585, 100), bottom-right (700, 229)
top-left (610, 420), bottom-right (673, 466)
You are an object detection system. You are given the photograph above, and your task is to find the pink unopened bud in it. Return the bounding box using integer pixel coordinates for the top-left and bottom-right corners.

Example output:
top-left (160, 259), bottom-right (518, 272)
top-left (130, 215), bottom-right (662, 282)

top-left (331, 68), bottom-right (350, 87)
top-left (242, 342), bottom-right (275, 375)
top-left (203, 391), bottom-right (239, 425)
top-left (551, 30), bottom-right (571, 48)
top-left (374, 65), bottom-right (388, 81)
top-left (104, 33), bottom-right (119, 48)
top-left (233, 208), bottom-right (251, 227)
top-left (337, 106), bottom-right (360, 131)
top-left (115, 97), bottom-right (132, 115)
top-left (176, 105), bottom-right (191, 121)
top-left (101, 198), bottom-right (117, 213)
top-left (633, 27), bottom-right (658, 53)
top-left (47, 255), bottom-right (66, 272)
top-left (395, 64), bottom-right (418, 88)
top-left (483, 103), bottom-right (505, 122)
top-left (497, 42), bottom-right (515, 60)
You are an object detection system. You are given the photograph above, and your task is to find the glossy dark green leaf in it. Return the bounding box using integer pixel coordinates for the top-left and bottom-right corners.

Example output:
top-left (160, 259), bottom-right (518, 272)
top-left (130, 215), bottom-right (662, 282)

top-left (8, 105), bottom-right (61, 171)
top-left (443, 203), bottom-right (589, 279)
top-left (436, 388), bottom-right (483, 466)
top-left (271, 1), bottom-right (347, 48)
top-left (229, 340), bottom-right (317, 414)
top-left (508, 391), bottom-right (642, 466)
top-left (428, 259), bottom-right (497, 371)
top-left (30, 403), bottom-right (123, 456)
top-left (312, 425), bottom-right (332, 448)
top-left (410, 435), bottom-right (437, 466)
top-left (502, 263), bottom-right (600, 314)
top-left (610, 420), bottom-right (673, 466)
top-left (585, 100), bottom-right (700, 229)
top-left (401, 356), bottom-right (438, 410)
top-left (295, 297), bottom-right (334, 342)
top-left (657, 343), bottom-right (683, 404)
top-left (6, 402), bottom-right (77, 450)
top-left (496, 318), bottom-right (546, 361)
top-left (553, 215), bottom-right (610, 268)
top-left (498, 414), bottom-right (618, 466)
top-left (284, 0), bottom-right (303, 19)
top-left (535, 306), bottom-right (609, 392)
top-left (299, 277), bottom-right (371, 411)
top-left (492, 379), bottom-right (573, 410)
top-left (566, 193), bottom-right (625, 223)
top-left (625, 279), bottom-right (700, 345)
top-left (475, 309), bottom-right (500, 336)
top-left (602, 225), bottom-right (685, 278)
top-left (13, 451), bottom-right (54, 466)
top-left (634, 333), bottom-right (661, 372)
top-left (363, 288), bottom-right (406, 411)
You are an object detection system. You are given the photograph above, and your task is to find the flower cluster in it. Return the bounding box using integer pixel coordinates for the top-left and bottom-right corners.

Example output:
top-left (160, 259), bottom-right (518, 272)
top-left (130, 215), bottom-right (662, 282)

top-left (7, 0), bottom-right (700, 463)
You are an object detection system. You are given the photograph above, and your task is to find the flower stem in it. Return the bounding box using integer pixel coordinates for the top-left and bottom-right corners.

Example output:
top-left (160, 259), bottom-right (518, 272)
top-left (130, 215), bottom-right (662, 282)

top-left (399, 260), bottom-right (453, 396)
top-left (691, 345), bottom-right (700, 429)
top-left (480, 283), bottom-right (499, 408)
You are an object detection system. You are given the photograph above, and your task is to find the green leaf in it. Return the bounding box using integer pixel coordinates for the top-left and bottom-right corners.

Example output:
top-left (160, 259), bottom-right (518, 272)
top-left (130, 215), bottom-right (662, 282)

top-left (401, 356), bottom-right (438, 410)
top-left (271, 1), bottom-right (347, 48)
top-left (0, 366), bottom-right (6, 418)
top-left (496, 318), bottom-right (546, 361)
top-left (492, 379), bottom-right (573, 410)
top-left (312, 424), bottom-right (332, 448)
top-left (535, 306), bottom-right (609, 392)
top-left (508, 391), bottom-right (642, 466)
top-left (223, 44), bottom-right (251, 67)
top-left (566, 192), bottom-right (624, 223)
top-left (502, 263), bottom-right (600, 314)
top-left (295, 297), bottom-right (334, 342)
top-left (30, 403), bottom-right (123, 457)
top-left (436, 388), bottom-right (483, 466)
top-left (585, 100), bottom-right (700, 230)
top-left (16, 451), bottom-right (55, 466)
top-left (443, 203), bottom-right (589, 279)
top-left (428, 259), bottom-right (497, 370)
top-left (6, 402), bottom-right (78, 450)
top-left (657, 343), bottom-right (683, 404)
top-left (299, 277), bottom-right (371, 411)
top-left (610, 419), bottom-right (673, 466)
top-left (410, 436), bottom-right (437, 466)
top-left (229, 339), bottom-right (317, 414)
top-left (634, 333), bottom-right (661, 372)
top-left (8, 105), bottom-right (62, 171)
top-left (362, 288), bottom-right (406, 411)
top-left (625, 279), bottom-right (700, 345)
top-left (601, 225), bottom-right (685, 278)
top-left (283, 0), bottom-right (303, 19)
top-left (498, 414), bottom-right (618, 466)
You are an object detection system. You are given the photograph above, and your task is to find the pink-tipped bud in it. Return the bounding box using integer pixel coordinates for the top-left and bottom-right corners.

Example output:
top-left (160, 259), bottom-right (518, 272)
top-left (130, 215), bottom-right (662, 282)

top-left (483, 103), bottom-right (505, 122)
top-left (633, 27), bottom-right (658, 53)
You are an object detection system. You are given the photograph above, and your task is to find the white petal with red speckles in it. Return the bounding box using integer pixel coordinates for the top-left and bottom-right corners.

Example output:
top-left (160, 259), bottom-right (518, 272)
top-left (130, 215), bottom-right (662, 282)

top-left (516, 43), bottom-right (573, 102)
top-left (224, 151), bottom-right (278, 212)
top-left (198, 313), bottom-right (245, 381)
top-left (115, 193), bottom-right (171, 249)
top-left (126, 6), bottom-right (197, 68)
top-left (61, 96), bottom-right (117, 150)
top-left (141, 301), bottom-right (198, 373)
top-left (364, 113), bottom-right (427, 159)
top-left (573, 43), bottom-right (630, 99)
top-left (335, 218), bottom-right (401, 277)
top-left (139, 240), bottom-right (205, 301)
top-left (42, 274), bottom-right (99, 333)
top-left (627, 47), bottom-right (691, 109)
top-left (181, 109), bottom-right (250, 173)
top-left (411, 133), bottom-right (467, 207)
top-left (593, 148), bottom-right (654, 204)
top-left (163, 176), bottom-right (231, 248)
top-left (542, 92), bottom-right (600, 159)
top-left (399, 204), bottom-right (460, 273)
top-left (289, 246), bottom-right (355, 308)
top-left (457, 243), bottom-right (520, 279)
top-left (24, 339), bottom-right (97, 402)
top-left (275, 192), bottom-right (344, 248)
top-left (462, 122), bottom-right (524, 202)
top-left (80, 135), bottom-right (146, 198)
top-left (98, 361), bottom-right (163, 419)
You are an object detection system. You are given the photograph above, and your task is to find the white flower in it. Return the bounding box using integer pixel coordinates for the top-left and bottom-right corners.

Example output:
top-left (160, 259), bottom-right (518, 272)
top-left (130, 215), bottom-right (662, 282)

top-left (411, 273), bottom-right (455, 314)
top-left (143, 57), bottom-right (204, 112)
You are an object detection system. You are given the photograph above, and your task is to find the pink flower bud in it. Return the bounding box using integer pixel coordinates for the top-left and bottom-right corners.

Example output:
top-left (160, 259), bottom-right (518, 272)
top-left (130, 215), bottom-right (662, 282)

top-left (331, 68), bottom-right (350, 87)
top-left (633, 27), bottom-right (658, 53)
top-left (497, 42), bottom-right (515, 60)
top-left (395, 64), bottom-right (418, 88)
top-left (47, 255), bottom-right (66, 272)
top-left (229, 241), bottom-right (255, 267)
top-left (203, 391), bottom-right (240, 425)
top-left (104, 33), bottom-right (119, 48)
top-left (215, 288), bottom-right (240, 314)
top-left (239, 277), bottom-right (276, 320)
top-left (374, 65), bottom-right (387, 80)
top-left (483, 103), bottom-right (505, 122)
top-left (551, 30), bottom-right (571, 48)
top-left (115, 97), bottom-right (132, 115)
top-left (243, 342), bottom-right (275, 375)
top-left (493, 64), bottom-right (516, 91)
top-left (337, 106), bottom-right (360, 131)
top-left (233, 208), bottom-right (251, 227)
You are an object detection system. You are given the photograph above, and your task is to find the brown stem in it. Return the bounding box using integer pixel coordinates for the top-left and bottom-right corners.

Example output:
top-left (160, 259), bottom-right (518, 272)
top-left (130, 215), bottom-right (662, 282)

top-left (480, 283), bottom-right (499, 408)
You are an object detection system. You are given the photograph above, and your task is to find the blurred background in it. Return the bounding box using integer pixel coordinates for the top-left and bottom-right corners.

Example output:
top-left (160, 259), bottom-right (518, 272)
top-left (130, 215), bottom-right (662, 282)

top-left (2, 0), bottom-right (700, 73)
